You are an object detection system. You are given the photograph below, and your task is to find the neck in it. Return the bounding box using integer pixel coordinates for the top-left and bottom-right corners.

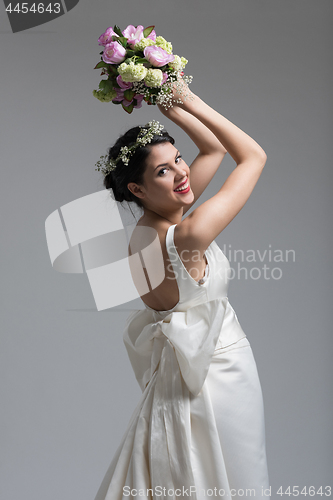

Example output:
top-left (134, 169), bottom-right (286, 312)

top-left (142, 206), bottom-right (184, 225)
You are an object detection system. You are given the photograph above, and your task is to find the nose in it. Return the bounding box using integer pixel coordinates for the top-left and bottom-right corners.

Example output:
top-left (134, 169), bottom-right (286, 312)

top-left (174, 170), bottom-right (188, 189)
top-left (175, 166), bottom-right (187, 178)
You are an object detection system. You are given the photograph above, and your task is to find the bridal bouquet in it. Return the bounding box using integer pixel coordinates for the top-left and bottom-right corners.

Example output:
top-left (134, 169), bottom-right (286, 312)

top-left (93, 24), bottom-right (193, 114)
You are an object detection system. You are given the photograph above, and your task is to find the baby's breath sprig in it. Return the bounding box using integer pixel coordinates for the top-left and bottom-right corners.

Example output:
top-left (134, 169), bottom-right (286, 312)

top-left (156, 73), bottom-right (194, 110)
top-left (95, 120), bottom-right (165, 175)
top-left (95, 155), bottom-right (109, 174)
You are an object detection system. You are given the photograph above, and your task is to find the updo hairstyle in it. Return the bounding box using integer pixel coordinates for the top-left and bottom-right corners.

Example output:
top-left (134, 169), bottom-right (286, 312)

top-left (104, 125), bottom-right (175, 209)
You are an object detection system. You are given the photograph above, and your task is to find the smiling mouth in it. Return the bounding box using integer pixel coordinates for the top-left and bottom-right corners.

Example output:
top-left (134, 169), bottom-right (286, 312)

top-left (174, 180), bottom-right (190, 192)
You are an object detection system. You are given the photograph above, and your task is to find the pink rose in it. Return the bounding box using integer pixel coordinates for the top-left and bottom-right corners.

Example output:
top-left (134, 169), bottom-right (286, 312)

top-left (162, 72), bottom-right (168, 84)
top-left (123, 94), bottom-right (144, 109)
top-left (112, 88), bottom-right (126, 102)
top-left (102, 41), bottom-right (127, 64)
top-left (98, 27), bottom-right (117, 46)
top-left (133, 94), bottom-right (144, 109)
top-left (113, 90), bottom-right (144, 109)
top-left (122, 24), bottom-right (144, 49)
top-left (143, 46), bottom-right (174, 67)
top-left (116, 75), bottom-right (133, 90)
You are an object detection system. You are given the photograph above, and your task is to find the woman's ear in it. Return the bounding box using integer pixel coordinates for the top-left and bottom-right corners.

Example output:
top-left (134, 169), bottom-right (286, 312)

top-left (127, 182), bottom-right (146, 200)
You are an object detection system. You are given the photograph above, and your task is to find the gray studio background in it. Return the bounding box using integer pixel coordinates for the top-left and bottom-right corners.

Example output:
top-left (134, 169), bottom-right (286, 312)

top-left (1, 1), bottom-right (332, 499)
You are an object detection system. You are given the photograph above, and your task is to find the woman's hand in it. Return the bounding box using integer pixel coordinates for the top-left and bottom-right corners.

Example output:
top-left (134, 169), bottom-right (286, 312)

top-left (157, 76), bottom-right (197, 116)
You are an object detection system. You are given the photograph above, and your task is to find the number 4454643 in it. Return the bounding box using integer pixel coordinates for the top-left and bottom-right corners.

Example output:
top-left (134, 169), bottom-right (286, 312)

top-left (5, 3), bottom-right (61, 14)
top-left (277, 485), bottom-right (331, 496)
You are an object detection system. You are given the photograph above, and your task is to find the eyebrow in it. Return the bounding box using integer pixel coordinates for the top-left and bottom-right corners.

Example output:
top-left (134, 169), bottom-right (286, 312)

top-left (154, 150), bottom-right (180, 171)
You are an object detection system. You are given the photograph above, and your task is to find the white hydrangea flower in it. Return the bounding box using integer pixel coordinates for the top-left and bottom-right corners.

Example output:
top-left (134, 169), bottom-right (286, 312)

top-left (155, 36), bottom-right (173, 54)
top-left (118, 61), bottom-right (148, 82)
top-left (93, 88), bottom-right (117, 102)
top-left (181, 56), bottom-right (188, 67)
top-left (134, 37), bottom-right (155, 52)
top-left (144, 68), bottom-right (164, 88)
top-left (169, 55), bottom-right (188, 71)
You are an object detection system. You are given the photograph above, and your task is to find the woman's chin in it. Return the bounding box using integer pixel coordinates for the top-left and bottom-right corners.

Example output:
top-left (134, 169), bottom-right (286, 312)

top-left (180, 189), bottom-right (194, 204)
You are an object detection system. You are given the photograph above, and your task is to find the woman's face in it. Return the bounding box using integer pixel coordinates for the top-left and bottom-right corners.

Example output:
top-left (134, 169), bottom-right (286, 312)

top-left (128, 142), bottom-right (194, 211)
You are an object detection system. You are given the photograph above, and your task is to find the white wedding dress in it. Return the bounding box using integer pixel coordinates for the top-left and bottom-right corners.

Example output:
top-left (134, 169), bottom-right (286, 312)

top-left (94, 224), bottom-right (270, 500)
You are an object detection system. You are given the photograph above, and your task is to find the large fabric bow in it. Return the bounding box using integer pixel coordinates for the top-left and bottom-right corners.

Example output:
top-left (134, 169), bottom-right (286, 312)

top-left (123, 297), bottom-right (229, 397)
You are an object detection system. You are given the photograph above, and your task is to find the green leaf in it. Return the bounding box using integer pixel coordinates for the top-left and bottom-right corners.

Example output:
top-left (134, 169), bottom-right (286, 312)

top-left (122, 102), bottom-right (134, 114)
top-left (99, 79), bottom-right (114, 94)
top-left (113, 25), bottom-right (123, 37)
top-left (135, 58), bottom-right (147, 64)
top-left (94, 61), bottom-right (108, 69)
top-left (117, 37), bottom-right (128, 48)
top-left (108, 77), bottom-right (117, 87)
top-left (143, 25), bottom-right (155, 37)
top-left (124, 89), bottom-right (135, 101)
top-left (99, 51), bottom-right (103, 55)
top-left (105, 80), bottom-right (114, 89)
top-left (126, 50), bottom-right (135, 57)
top-left (108, 65), bottom-right (118, 75)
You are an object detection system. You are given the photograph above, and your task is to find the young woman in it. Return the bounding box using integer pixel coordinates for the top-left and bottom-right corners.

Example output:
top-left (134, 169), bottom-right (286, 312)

top-left (94, 81), bottom-right (270, 500)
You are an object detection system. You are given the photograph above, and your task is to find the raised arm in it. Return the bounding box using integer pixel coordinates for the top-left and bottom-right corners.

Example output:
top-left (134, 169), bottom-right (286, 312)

top-left (166, 82), bottom-right (267, 253)
top-left (158, 103), bottom-right (227, 215)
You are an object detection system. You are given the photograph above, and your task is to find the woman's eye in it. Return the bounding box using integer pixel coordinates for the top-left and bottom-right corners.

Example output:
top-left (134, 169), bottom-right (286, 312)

top-left (175, 155), bottom-right (182, 164)
top-left (158, 167), bottom-right (168, 176)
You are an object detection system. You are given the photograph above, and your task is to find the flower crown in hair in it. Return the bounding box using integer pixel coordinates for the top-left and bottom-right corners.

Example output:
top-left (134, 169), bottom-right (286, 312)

top-left (95, 120), bottom-right (165, 175)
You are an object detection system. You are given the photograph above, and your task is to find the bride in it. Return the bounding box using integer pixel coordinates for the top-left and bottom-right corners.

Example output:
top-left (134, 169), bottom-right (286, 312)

top-left (95, 80), bottom-right (270, 500)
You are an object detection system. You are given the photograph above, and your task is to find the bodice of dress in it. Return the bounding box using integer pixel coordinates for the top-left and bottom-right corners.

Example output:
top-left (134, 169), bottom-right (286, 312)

top-left (123, 224), bottom-right (246, 397)
top-left (144, 223), bottom-right (229, 314)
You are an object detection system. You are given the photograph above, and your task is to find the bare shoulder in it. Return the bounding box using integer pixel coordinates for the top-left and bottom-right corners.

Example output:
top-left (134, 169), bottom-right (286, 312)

top-left (128, 219), bottom-right (172, 256)
top-left (175, 216), bottom-right (209, 259)
top-left (128, 216), bottom-right (210, 261)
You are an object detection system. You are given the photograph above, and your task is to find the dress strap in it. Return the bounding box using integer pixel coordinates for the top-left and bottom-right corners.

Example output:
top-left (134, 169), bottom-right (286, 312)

top-left (165, 223), bottom-right (185, 260)
top-left (165, 224), bottom-right (210, 306)
top-left (165, 224), bottom-right (182, 282)
top-left (166, 222), bottom-right (210, 279)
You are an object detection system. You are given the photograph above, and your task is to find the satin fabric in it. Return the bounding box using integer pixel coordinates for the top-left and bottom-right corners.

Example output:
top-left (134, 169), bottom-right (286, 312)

top-left (94, 224), bottom-right (270, 500)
